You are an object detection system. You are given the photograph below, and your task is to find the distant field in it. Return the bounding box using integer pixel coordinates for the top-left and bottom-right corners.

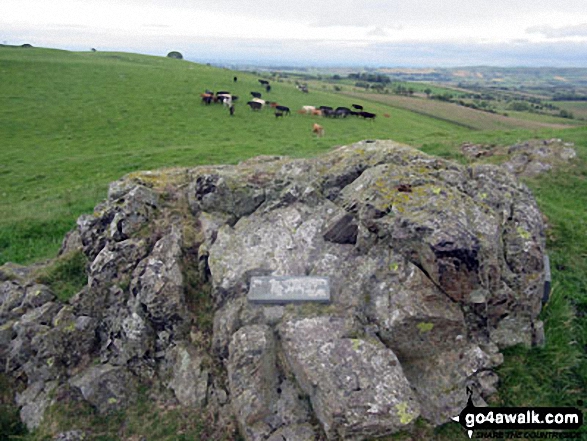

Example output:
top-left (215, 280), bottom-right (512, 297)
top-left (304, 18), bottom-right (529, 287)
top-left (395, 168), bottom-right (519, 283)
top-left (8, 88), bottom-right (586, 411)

top-left (341, 91), bottom-right (578, 131)
top-left (554, 101), bottom-right (587, 119)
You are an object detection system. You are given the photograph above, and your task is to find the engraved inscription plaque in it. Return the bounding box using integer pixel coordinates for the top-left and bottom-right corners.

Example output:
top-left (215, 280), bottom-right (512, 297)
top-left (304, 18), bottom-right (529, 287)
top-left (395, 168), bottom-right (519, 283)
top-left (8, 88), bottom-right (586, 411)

top-left (248, 276), bottom-right (330, 304)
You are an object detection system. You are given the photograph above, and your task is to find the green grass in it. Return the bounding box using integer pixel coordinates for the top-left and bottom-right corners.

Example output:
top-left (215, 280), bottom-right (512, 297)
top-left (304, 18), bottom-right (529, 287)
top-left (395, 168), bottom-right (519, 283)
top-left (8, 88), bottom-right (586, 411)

top-left (33, 250), bottom-right (88, 302)
top-left (0, 46), bottom-right (478, 265)
top-left (1, 46), bottom-right (586, 440)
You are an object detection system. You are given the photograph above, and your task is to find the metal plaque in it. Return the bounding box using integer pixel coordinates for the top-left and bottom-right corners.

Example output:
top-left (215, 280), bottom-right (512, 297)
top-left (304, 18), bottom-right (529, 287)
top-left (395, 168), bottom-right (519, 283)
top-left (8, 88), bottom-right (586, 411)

top-left (248, 276), bottom-right (330, 304)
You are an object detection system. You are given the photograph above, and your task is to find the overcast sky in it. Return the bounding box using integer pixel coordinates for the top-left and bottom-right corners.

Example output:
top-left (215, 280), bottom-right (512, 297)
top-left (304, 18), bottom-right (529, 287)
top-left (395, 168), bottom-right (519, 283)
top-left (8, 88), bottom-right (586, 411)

top-left (2, 0), bottom-right (587, 66)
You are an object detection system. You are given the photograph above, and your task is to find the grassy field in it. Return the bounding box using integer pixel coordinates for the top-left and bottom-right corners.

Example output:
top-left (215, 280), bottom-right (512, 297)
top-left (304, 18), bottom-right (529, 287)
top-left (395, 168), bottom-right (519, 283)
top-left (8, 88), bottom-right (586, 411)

top-left (0, 46), bottom-right (486, 265)
top-left (341, 90), bottom-right (578, 131)
top-left (1, 46), bottom-right (586, 440)
top-left (555, 101), bottom-right (587, 119)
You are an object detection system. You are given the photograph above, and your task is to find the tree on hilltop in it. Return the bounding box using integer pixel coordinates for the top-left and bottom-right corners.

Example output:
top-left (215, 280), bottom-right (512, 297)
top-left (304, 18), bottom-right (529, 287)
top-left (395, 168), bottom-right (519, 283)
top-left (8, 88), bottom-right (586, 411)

top-left (167, 51), bottom-right (183, 60)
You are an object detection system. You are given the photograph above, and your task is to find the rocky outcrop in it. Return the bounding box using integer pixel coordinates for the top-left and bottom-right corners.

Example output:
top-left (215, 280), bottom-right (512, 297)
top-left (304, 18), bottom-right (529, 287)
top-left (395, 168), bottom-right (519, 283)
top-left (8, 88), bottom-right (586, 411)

top-left (0, 140), bottom-right (548, 440)
top-left (461, 138), bottom-right (577, 178)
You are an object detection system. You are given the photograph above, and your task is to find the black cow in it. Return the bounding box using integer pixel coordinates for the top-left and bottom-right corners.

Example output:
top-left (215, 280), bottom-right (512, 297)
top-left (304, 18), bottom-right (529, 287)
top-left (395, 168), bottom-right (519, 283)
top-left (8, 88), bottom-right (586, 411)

top-left (276, 105), bottom-right (290, 115)
top-left (335, 107), bottom-right (351, 118)
top-left (275, 111), bottom-right (283, 118)
top-left (352, 104), bottom-right (363, 111)
top-left (247, 101), bottom-right (263, 111)
top-left (259, 79), bottom-right (269, 85)
top-left (359, 111), bottom-right (376, 120)
top-left (233, 76), bottom-right (238, 82)
top-left (322, 108), bottom-right (335, 118)
top-left (251, 91), bottom-right (262, 98)
top-left (266, 84), bottom-right (271, 93)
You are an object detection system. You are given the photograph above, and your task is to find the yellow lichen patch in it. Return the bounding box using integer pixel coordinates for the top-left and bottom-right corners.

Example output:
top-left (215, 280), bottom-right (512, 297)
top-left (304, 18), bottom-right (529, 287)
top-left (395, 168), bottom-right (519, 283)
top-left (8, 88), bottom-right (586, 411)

top-left (516, 226), bottom-right (531, 240)
top-left (395, 401), bottom-right (417, 425)
top-left (351, 339), bottom-right (362, 351)
top-left (417, 322), bottom-right (434, 333)
top-left (389, 262), bottom-right (399, 272)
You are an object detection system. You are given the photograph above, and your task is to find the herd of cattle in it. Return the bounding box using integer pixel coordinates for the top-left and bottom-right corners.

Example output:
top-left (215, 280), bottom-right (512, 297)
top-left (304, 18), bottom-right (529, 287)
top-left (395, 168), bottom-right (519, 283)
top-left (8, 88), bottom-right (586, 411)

top-left (199, 78), bottom-right (380, 122)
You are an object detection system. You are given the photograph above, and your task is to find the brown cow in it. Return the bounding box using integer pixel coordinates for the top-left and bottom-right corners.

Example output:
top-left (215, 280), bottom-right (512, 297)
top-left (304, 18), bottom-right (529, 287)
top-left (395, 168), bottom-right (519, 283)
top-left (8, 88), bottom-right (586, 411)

top-left (312, 123), bottom-right (324, 137)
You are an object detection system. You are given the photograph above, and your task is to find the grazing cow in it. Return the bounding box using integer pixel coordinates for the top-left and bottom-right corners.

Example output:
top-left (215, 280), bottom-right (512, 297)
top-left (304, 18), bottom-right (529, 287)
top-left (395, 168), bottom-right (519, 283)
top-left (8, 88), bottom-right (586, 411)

top-left (276, 105), bottom-right (290, 115)
top-left (251, 98), bottom-right (266, 108)
top-left (360, 111), bottom-right (377, 120)
top-left (321, 108), bottom-right (335, 118)
top-left (312, 123), bottom-right (324, 137)
top-left (275, 111), bottom-right (283, 118)
top-left (335, 107), bottom-right (351, 118)
top-left (319, 106), bottom-right (333, 111)
top-left (259, 79), bottom-right (269, 85)
top-left (234, 76), bottom-right (238, 82)
top-left (247, 101), bottom-right (263, 111)
top-left (266, 84), bottom-right (271, 93)
top-left (311, 109), bottom-right (323, 117)
top-left (218, 93), bottom-right (232, 106)
top-left (352, 104), bottom-right (363, 111)
top-left (251, 91), bottom-right (262, 98)
top-left (302, 105), bottom-right (316, 114)
top-left (349, 111), bottom-right (360, 117)
top-left (201, 93), bottom-right (213, 105)
top-left (214, 92), bottom-right (230, 104)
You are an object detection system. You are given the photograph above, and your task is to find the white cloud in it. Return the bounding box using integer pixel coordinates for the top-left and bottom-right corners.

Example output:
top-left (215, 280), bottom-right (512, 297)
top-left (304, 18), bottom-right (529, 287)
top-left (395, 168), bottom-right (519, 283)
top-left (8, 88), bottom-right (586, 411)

top-left (527, 23), bottom-right (587, 38)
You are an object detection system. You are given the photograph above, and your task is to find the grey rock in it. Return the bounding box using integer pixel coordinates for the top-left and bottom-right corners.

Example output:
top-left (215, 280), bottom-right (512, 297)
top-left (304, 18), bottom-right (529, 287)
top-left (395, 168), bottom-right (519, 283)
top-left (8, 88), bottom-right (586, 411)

top-left (53, 430), bottom-right (87, 441)
top-left (228, 325), bottom-right (278, 440)
top-left (69, 364), bottom-right (137, 414)
top-left (58, 229), bottom-right (83, 256)
top-left (22, 284), bottom-right (55, 309)
top-left (401, 344), bottom-right (493, 425)
top-left (16, 380), bottom-right (57, 430)
top-left (0, 280), bottom-right (26, 313)
top-left (266, 423), bottom-right (318, 441)
top-left (280, 316), bottom-right (420, 439)
top-left (0, 139), bottom-right (550, 440)
top-left (322, 212), bottom-right (358, 244)
top-left (129, 226), bottom-right (187, 331)
top-left (167, 343), bottom-right (209, 407)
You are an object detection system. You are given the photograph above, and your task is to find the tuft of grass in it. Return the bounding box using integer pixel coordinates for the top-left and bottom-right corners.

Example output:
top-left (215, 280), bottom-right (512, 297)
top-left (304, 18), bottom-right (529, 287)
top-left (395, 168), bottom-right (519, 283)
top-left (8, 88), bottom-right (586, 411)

top-left (26, 384), bottom-right (230, 441)
top-left (0, 374), bottom-right (27, 440)
top-left (34, 250), bottom-right (88, 302)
